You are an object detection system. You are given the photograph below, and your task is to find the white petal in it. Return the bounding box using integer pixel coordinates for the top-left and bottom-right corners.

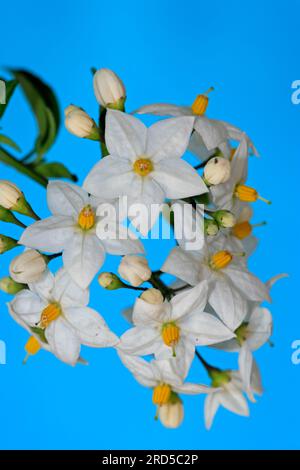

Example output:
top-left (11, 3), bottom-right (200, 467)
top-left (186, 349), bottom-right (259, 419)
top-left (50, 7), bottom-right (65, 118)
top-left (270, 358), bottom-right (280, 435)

top-left (181, 312), bottom-right (234, 345)
top-left (45, 317), bottom-right (80, 366)
top-left (146, 117), bottom-right (194, 162)
top-left (194, 116), bottom-right (227, 150)
top-left (28, 269), bottom-right (55, 301)
top-left (188, 131), bottom-right (216, 161)
top-left (53, 268), bottom-right (89, 307)
top-left (230, 139), bottom-right (248, 182)
top-left (47, 181), bottom-right (89, 217)
top-left (154, 359), bottom-right (183, 386)
top-left (250, 359), bottom-right (263, 397)
top-left (204, 393), bottom-right (220, 430)
top-left (117, 351), bottom-right (157, 387)
top-left (63, 232), bottom-right (105, 289)
top-left (133, 298), bottom-right (170, 325)
top-left (153, 158), bottom-right (207, 198)
top-left (161, 247), bottom-right (202, 286)
top-left (238, 344), bottom-right (254, 401)
top-left (209, 278), bottom-right (248, 330)
top-left (105, 109), bottom-right (147, 160)
top-left (99, 224), bottom-right (144, 255)
top-left (9, 290), bottom-right (45, 326)
top-left (246, 307), bottom-right (272, 350)
top-left (171, 281), bottom-right (208, 321)
top-left (63, 307), bottom-right (119, 347)
top-left (220, 382), bottom-right (249, 416)
top-left (154, 337), bottom-right (195, 379)
top-left (19, 216), bottom-right (75, 253)
top-left (225, 266), bottom-right (270, 302)
top-left (134, 103), bottom-right (193, 117)
top-left (266, 273), bottom-right (288, 291)
top-left (83, 155), bottom-right (138, 199)
top-left (119, 326), bottom-right (160, 355)
top-left (174, 381), bottom-right (211, 395)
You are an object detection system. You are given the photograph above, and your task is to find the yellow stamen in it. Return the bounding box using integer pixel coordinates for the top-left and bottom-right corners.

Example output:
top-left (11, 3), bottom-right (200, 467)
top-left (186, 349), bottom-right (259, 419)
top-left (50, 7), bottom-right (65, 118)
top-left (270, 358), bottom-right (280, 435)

top-left (152, 383), bottom-right (171, 406)
top-left (23, 336), bottom-right (41, 364)
top-left (232, 221), bottom-right (252, 240)
top-left (78, 205), bottom-right (96, 230)
top-left (191, 87), bottom-right (214, 115)
top-left (235, 184), bottom-right (271, 204)
top-left (39, 303), bottom-right (61, 329)
top-left (133, 157), bottom-right (153, 176)
top-left (210, 250), bottom-right (233, 270)
top-left (162, 323), bottom-right (180, 356)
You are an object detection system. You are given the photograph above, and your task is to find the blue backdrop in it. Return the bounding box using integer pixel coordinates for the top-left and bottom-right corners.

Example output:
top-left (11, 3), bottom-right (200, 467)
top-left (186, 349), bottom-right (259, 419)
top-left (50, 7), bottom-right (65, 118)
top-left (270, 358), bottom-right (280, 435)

top-left (0, 0), bottom-right (298, 450)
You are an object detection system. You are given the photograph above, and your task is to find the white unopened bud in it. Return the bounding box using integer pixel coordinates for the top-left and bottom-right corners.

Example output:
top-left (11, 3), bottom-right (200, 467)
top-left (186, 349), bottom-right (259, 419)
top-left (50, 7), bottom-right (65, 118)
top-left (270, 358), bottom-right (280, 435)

top-left (0, 180), bottom-right (22, 210)
top-left (213, 210), bottom-right (236, 228)
top-left (9, 250), bottom-right (47, 284)
top-left (98, 272), bottom-right (123, 290)
top-left (118, 255), bottom-right (151, 287)
top-left (93, 68), bottom-right (126, 109)
top-left (140, 288), bottom-right (164, 304)
top-left (159, 399), bottom-right (184, 429)
top-left (204, 157), bottom-right (231, 185)
top-left (0, 276), bottom-right (25, 294)
top-left (65, 107), bottom-right (98, 139)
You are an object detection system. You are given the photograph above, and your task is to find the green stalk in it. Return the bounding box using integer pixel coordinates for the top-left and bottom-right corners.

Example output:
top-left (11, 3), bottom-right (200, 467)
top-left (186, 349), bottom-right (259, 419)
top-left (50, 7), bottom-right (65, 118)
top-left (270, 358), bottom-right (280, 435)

top-left (0, 148), bottom-right (48, 187)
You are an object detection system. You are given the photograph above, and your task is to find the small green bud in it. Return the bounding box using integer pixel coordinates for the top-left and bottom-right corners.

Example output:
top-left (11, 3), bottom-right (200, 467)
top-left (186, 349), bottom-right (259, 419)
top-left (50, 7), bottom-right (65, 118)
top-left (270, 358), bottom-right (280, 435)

top-left (213, 210), bottom-right (236, 228)
top-left (204, 218), bottom-right (219, 236)
top-left (98, 272), bottom-right (124, 290)
top-left (234, 322), bottom-right (249, 346)
top-left (0, 276), bottom-right (26, 294)
top-left (209, 369), bottom-right (231, 388)
top-left (0, 235), bottom-right (18, 254)
top-left (0, 205), bottom-right (26, 227)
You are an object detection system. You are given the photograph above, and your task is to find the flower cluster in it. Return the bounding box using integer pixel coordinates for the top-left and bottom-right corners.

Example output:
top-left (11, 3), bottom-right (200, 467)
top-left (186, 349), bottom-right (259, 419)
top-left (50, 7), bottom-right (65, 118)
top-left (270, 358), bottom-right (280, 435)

top-left (0, 68), bottom-right (286, 430)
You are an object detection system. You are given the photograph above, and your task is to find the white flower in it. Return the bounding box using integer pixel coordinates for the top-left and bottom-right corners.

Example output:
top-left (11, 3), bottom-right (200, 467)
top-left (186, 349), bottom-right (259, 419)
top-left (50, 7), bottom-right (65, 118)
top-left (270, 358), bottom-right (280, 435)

top-left (204, 157), bottom-right (231, 185)
top-left (204, 363), bottom-right (262, 429)
top-left (84, 110), bottom-right (207, 234)
top-left (228, 205), bottom-right (260, 257)
top-left (65, 106), bottom-right (97, 138)
top-left (93, 68), bottom-right (126, 108)
top-left (161, 240), bottom-right (270, 331)
top-left (118, 255), bottom-right (151, 287)
top-left (118, 352), bottom-right (212, 411)
top-left (134, 100), bottom-right (258, 159)
top-left (8, 269), bottom-right (118, 365)
top-left (119, 282), bottom-right (234, 377)
top-left (10, 249), bottom-right (47, 283)
top-left (0, 180), bottom-right (22, 210)
top-left (19, 181), bottom-right (143, 289)
top-left (159, 398), bottom-right (184, 429)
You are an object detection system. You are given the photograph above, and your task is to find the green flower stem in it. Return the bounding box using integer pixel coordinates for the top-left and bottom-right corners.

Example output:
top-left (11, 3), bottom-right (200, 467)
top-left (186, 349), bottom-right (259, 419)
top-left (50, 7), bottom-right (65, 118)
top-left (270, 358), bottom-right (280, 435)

top-left (149, 273), bottom-right (173, 301)
top-left (0, 147), bottom-right (48, 187)
top-left (98, 107), bottom-right (109, 158)
top-left (195, 350), bottom-right (216, 373)
top-left (123, 284), bottom-right (147, 292)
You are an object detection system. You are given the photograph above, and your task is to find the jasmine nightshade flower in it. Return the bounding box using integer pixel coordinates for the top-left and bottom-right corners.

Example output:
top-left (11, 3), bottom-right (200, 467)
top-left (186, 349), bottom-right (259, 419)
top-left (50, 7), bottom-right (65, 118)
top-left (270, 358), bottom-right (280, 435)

top-left (19, 181), bottom-right (143, 289)
top-left (8, 269), bottom-right (119, 365)
top-left (161, 239), bottom-right (270, 331)
top-left (84, 110), bottom-right (207, 234)
top-left (119, 282), bottom-right (234, 377)
top-left (134, 93), bottom-right (258, 160)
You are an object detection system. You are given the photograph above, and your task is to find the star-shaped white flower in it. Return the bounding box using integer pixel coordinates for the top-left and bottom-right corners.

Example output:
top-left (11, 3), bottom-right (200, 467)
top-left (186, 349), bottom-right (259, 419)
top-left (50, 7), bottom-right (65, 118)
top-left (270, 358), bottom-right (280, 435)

top-left (204, 364), bottom-right (262, 429)
top-left (19, 181), bottom-right (143, 288)
top-left (8, 269), bottom-right (119, 365)
top-left (119, 282), bottom-right (234, 377)
top-left (84, 110), bottom-right (207, 234)
top-left (134, 100), bottom-right (258, 160)
top-left (118, 352), bottom-right (212, 414)
top-left (161, 240), bottom-right (270, 331)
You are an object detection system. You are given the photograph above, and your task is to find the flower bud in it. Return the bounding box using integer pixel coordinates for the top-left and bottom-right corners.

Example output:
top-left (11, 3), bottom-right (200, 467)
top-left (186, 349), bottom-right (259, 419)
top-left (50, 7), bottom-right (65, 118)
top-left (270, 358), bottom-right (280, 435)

top-left (204, 218), bottom-right (219, 236)
top-left (0, 235), bottom-right (18, 254)
top-left (98, 272), bottom-right (124, 290)
top-left (159, 395), bottom-right (184, 429)
top-left (118, 255), bottom-right (151, 287)
top-left (93, 68), bottom-right (126, 109)
top-left (140, 288), bottom-right (164, 304)
top-left (0, 181), bottom-right (38, 219)
top-left (204, 157), bottom-right (231, 185)
top-left (65, 106), bottom-right (99, 140)
top-left (9, 250), bottom-right (47, 284)
top-left (0, 206), bottom-right (25, 227)
top-left (213, 210), bottom-right (236, 228)
top-left (0, 276), bottom-right (26, 294)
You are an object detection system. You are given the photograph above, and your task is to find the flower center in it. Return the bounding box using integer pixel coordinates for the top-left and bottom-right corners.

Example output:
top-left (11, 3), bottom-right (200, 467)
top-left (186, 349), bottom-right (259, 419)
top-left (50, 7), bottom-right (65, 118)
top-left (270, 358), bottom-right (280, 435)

top-left (39, 303), bottom-right (61, 329)
top-left (133, 157), bottom-right (153, 176)
top-left (235, 184), bottom-right (271, 204)
top-left (232, 221), bottom-right (252, 240)
top-left (209, 250), bottom-right (233, 270)
top-left (235, 322), bottom-right (249, 345)
top-left (162, 322), bottom-right (180, 356)
top-left (191, 87), bottom-right (214, 115)
top-left (78, 205), bottom-right (96, 230)
top-left (152, 383), bottom-right (172, 406)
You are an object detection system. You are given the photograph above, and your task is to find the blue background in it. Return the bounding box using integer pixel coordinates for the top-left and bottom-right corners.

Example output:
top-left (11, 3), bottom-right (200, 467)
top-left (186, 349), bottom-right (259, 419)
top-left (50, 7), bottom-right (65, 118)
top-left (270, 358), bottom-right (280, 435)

top-left (0, 0), bottom-right (298, 450)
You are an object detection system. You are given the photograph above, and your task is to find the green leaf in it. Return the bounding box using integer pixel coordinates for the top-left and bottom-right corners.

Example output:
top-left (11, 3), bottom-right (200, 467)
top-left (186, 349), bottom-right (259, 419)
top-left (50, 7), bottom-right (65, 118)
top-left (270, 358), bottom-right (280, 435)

top-left (0, 78), bottom-right (18, 119)
top-left (34, 161), bottom-right (78, 182)
top-left (0, 134), bottom-right (21, 152)
top-left (10, 69), bottom-right (60, 158)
